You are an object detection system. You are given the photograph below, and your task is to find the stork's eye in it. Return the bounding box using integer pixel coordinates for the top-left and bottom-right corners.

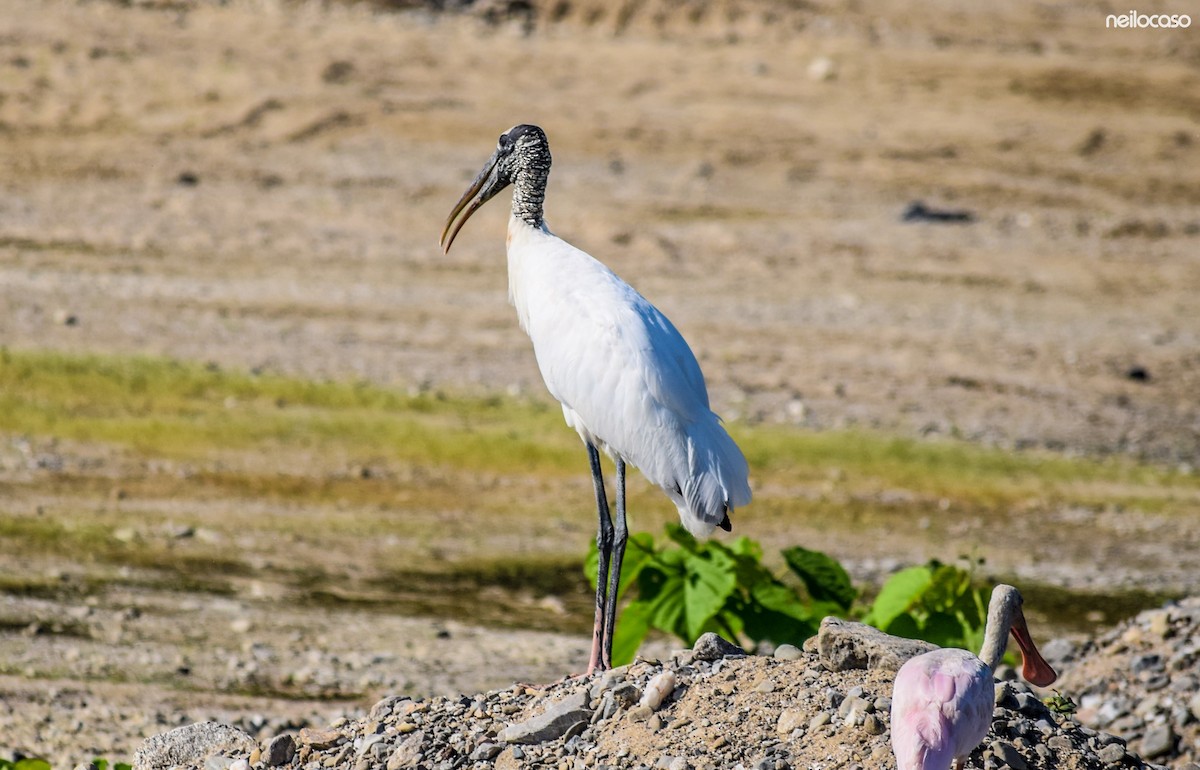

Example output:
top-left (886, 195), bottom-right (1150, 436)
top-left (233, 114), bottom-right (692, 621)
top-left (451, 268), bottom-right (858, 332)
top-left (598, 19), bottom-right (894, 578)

top-left (498, 133), bottom-right (514, 150)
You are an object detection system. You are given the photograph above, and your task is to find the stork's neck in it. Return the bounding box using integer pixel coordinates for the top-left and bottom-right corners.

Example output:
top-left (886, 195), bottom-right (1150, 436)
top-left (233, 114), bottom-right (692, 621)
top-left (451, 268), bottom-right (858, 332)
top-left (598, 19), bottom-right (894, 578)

top-left (511, 163), bottom-right (549, 229)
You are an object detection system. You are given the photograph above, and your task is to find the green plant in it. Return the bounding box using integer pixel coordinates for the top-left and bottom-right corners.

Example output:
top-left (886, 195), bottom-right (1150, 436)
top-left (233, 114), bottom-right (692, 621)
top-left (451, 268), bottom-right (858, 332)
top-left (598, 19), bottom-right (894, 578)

top-left (0, 760), bottom-right (52, 770)
top-left (585, 524), bottom-right (857, 665)
top-left (860, 559), bottom-right (989, 652)
top-left (1043, 690), bottom-right (1078, 716)
top-left (0, 756), bottom-right (131, 770)
top-left (587, 526), bottom-right (990, 665)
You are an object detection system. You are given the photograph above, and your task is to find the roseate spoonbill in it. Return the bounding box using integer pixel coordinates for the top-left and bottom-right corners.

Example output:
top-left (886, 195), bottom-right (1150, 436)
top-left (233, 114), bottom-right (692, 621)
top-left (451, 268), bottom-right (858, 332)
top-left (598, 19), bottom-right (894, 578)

top-left (890, 584), bottom-right (1058, 770)
top-left (439, 124), bottom-right (751, 673)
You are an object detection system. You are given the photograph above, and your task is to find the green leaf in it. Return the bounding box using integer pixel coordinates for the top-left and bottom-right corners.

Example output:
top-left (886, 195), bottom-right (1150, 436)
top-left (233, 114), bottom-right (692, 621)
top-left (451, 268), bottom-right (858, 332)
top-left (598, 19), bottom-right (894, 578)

top-left (782, 546), bottom-right (857, 611)
top-left (611, 599), bottom-right (654, 666)
top-left (664, 523), bottom-right (699, 551)
top-left (883, 612), bottom-right (921, 640)
top-left (866, 566), bottom-right (932, 629)
top-left (14, 760), bottom-right (51, 770)
top-left (584, 532), bottom-right (657, 602)
top-left (728, 536), bottom-right (763, 561)
top-left (739, 583), bottom-right (818, 644)
top-left (922, 610), bottom-right (967, 648)
top-left (639, 566), bottom-right (689, 638)
top-left (682, 547), bottom-right (738, 640)
top-left (93, 761), bottom-right (110, 770)
top-left (749, 581), bottom-right (810, 621)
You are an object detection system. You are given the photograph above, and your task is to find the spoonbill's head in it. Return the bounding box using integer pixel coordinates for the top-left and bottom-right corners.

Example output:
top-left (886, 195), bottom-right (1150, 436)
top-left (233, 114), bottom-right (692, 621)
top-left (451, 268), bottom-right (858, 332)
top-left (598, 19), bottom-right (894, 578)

top-left (440, 124), bottom-right (551, 253)
top-left (997, 584), bottom-right (1058, 687)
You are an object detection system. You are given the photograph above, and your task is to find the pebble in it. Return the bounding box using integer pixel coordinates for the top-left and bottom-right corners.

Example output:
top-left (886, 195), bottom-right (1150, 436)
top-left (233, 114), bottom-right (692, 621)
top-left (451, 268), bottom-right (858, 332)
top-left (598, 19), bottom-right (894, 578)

top-left (265, 734), bottom-right (296, 766)
top-left (989, 741), bottom-right (1027, 770)
top-left (774, 644), bottom-right (803, 661)
top-left (1140, 724), bottom-right (1176, 759)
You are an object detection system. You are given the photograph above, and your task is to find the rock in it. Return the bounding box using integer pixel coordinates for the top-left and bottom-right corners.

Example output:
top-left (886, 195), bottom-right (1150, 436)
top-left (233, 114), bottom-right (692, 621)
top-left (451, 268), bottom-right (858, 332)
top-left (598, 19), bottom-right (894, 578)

top-left (610, 682), bottom-right (640, 707)
top-left (1096, 743), bottom-right (1126, 764)
top-left (838, 695), bottom-right (873, 722)
top-left (133, 722), bottom-right (257, 770)
top-left (776, 708), bottom-right (805, 735)
top-left (815, 618), bottom-right (937, 673)
top-left (640, 670), bottom-right (677, 710)
top-left (774, 644), bottom-right (803, 661)
top-left (501, 689), bottom-right (592, 744)
top-left (386, 731), bottom-right (424, 770)
top-left (297, 728), bottom-right (343, 750)
top-left (263, 734), bottom-right (295, 766)
top-left (1141, 724), bottom-right (1176, 759)
top-left (862, 713), bottom-right (885, 735)
top-left (989, 741), bottom-right (1028, 770)
top-left (470, 742), bottom-right (503, 761)
top-left (692, 633), bottom-right (746, 661)
top-left (369, 695), bottom-right (410, 721)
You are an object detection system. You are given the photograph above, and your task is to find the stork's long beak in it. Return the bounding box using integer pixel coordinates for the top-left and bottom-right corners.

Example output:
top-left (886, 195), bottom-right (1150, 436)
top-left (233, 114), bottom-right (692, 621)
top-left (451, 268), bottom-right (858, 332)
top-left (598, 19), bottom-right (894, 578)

top-left (1010, 610), bottom-right (1057, 687)
top-left (440, 149), bottom-right (508, 254)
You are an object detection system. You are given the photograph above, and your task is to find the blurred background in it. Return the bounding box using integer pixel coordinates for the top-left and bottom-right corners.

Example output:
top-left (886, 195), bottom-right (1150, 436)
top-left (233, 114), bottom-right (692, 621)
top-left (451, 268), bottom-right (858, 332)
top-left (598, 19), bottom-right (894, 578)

top-left (0, 0), bottom-right (1198, 763)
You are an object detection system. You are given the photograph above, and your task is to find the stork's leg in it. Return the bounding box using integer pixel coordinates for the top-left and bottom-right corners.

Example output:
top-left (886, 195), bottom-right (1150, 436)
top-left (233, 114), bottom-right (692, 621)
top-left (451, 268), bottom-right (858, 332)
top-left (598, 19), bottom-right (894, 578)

top-left (586, 442), bottom-right (613, 675)
top-left (601, 457), bottom-right (628, 670)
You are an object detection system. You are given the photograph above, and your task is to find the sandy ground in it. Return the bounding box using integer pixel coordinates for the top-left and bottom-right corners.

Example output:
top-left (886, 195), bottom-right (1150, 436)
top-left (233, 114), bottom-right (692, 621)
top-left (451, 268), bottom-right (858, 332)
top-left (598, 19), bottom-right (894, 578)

top-left (1, 0), bottom-right (1199, 764)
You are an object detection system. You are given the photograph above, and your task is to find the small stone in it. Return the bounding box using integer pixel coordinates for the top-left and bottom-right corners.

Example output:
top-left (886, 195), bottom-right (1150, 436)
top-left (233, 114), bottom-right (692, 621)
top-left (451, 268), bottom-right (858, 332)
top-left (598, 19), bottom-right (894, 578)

top-left (470, 742), bottom-right (503, 761)
top-left (1146, 611), bottom-right (1171, 638)
top-left (988, 741), bottom-right (1027, 770)
top-left (1096, 743), bottom-right (1126, 764)
top-left (1140, 723), bottom-right (1176, 759)
top-left (776, 708), bottom-right (805, 735)
top-left (862, 713), bottom-right (885, 735)
top-left (773, 644), bottom-right (803, 661)
top-left (839, 695), bottom-right (873, 721)
top-left (611, 682), bottom-right (640, 707)
top-left (808, 712), bottom-right (831, 730)
top-left (692, 633), bottom-right (746, 661)
top-left (264, 734), bottom-right (295, 767)
top-left (53, 309), bottom-right (79, 326)
top-left (640, 670), bottom-right (677, 711)
top-left (628, 705), bottom-right (653, 722)
top-left (1045, 735), bottom-right (1072, 752)
top-left (501, 690), bottom-right (592, 744)
top-left (297, 728), bottom-right (343, 750)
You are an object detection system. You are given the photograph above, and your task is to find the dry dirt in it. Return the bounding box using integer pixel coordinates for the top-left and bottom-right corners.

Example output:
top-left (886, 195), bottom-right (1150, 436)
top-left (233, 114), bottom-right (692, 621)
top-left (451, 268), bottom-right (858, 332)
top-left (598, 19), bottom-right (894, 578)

top-left (1, 0), bottom-right (1199, 765)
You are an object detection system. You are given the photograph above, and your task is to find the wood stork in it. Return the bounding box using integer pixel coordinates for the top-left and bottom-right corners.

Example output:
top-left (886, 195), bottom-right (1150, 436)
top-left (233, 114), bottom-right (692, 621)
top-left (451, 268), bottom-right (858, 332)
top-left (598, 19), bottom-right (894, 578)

top-left (890, 584), bottom-right (1058, 770)
top-left (439, 124), bottom-right (752, 674)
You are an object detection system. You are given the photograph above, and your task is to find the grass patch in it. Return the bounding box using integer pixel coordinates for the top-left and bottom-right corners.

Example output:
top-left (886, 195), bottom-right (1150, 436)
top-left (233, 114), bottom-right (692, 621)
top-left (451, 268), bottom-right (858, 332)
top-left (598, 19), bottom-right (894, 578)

top-left (1, 346), bottom-right (1197, 636)
top-left (0, 347), bottom-right (578, 474)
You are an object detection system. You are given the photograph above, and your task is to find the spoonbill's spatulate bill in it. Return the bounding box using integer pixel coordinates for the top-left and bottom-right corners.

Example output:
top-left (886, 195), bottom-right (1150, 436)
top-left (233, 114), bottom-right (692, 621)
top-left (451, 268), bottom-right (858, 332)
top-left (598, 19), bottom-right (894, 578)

top-left (439, 124), bottom-right (751, 673)
top-left (890, 584), bottom-right (1058, 770)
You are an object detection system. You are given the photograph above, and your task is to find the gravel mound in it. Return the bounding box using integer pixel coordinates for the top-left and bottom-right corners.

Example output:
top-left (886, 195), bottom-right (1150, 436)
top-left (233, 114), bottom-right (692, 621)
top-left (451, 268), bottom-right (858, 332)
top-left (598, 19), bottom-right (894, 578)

top-left (1057, 597), bottom-right (1200, 768)
top-left (133, 620), bottom-right (1182, 770)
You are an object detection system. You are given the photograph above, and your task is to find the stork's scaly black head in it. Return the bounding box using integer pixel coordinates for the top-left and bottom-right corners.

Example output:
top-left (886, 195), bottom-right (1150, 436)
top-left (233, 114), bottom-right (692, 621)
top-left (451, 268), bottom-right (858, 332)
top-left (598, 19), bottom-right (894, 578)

top-left (440, 124), bottom-right (552, 253)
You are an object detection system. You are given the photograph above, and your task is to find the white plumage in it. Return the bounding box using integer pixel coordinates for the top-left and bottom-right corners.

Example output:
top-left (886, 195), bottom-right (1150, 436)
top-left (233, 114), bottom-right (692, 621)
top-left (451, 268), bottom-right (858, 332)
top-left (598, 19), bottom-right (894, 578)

top-left (506, 219), bottom-right (751, 535)
top-left (440, 124), bottom-right (751, 673)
